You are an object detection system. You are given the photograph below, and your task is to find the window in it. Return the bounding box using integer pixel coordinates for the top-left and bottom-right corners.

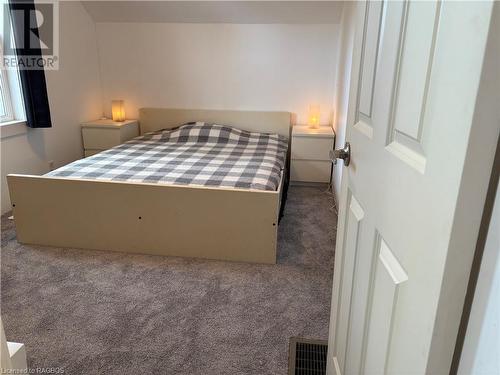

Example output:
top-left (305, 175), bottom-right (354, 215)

top-left (0, 68), bottom-right (15, 123)
top-left (1, 3), bottom-right (51, 129)
top-left (0, 34), bottom-right (25, 126)
top-left (0, 63), bottom-right (25, 126)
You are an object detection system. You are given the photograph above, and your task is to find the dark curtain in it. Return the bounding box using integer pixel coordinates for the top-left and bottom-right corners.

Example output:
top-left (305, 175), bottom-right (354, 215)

top-left (8, 0), bottom-right (52, 128)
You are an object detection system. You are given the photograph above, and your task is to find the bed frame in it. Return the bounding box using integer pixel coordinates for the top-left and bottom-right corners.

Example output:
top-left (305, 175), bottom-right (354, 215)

top-left (7, 108), bottom-right (291, 264)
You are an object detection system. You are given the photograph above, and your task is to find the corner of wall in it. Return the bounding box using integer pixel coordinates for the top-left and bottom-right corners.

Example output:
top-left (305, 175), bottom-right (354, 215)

top-left (79, 1), bottom-right (105, 118)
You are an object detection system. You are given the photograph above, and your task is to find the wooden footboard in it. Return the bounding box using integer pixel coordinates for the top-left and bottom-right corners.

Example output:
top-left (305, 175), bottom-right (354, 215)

top-left (7, 175), bottom-right (280, 264)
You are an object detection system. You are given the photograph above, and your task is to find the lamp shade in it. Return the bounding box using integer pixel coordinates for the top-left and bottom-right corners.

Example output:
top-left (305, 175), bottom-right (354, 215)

top-left (308, 105), bottom-right (320, 128)
top-left (111, 100), bottom-right (125, 122)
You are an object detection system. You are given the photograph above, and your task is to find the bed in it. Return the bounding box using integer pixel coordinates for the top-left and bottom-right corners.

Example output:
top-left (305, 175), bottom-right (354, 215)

top-left (7, 108), bottom-right (291, 264)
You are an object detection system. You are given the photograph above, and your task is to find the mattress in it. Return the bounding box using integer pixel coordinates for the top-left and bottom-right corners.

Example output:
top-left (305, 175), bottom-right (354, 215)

top-left (47, 122), bottom-right (288, 191)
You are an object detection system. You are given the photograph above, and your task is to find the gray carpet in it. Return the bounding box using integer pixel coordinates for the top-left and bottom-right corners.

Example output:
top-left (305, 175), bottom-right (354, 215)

top-left (1, 186), bottom-right (336, 375)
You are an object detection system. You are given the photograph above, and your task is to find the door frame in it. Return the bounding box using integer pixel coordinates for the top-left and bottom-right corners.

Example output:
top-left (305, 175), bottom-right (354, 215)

top-left (327, 2), bottom-right (499, 374)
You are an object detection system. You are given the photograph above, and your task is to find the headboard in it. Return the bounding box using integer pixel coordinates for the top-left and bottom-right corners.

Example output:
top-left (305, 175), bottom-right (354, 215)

top-left (139, 108), bottom-right (291, 138)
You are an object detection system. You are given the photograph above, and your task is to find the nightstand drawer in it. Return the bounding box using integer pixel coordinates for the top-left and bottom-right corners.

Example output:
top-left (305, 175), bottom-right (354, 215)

top-left (291, 136), bottom-right (334, 160)
top-left (291, 160), bottom-right (332, 183)
top-left (81, 121), bottom-right (139, 150)
top-left (82, 128), bottom-right (121, 149)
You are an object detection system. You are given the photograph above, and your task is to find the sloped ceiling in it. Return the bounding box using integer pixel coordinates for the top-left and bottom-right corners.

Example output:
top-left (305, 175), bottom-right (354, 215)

top-left (81, 1), bottom-right (345, 24)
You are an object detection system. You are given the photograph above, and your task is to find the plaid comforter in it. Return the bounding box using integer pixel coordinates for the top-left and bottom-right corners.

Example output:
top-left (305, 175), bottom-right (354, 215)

top-left (47, 122), bottom-right (288, 191)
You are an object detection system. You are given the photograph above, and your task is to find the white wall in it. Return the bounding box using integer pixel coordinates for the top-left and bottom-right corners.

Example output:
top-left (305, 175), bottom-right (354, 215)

top-left (95, 23), bottom-right (338, 125)
top-left (0, 2), bottom-right (103, 214)
top-left (331, 3), bottom-right (357, 199)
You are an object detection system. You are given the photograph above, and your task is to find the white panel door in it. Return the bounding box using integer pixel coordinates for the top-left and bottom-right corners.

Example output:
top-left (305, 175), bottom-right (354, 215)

top-left (327, 1), bottom-right (498, 375)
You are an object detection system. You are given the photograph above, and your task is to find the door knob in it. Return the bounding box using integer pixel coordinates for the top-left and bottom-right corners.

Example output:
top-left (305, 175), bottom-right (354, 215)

top-left (330, 142), bottom-right (351, 166)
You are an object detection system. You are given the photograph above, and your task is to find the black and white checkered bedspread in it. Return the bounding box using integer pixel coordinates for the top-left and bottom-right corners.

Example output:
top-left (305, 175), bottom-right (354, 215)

top-left (47, 122), bottom-right (288, 191)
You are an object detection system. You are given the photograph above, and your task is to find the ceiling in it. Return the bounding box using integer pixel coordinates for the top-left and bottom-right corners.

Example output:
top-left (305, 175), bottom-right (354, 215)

top-left (81, 1), bottom-right (345, 24)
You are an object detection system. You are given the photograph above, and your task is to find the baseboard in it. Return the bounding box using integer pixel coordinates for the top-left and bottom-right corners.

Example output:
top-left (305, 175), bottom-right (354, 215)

top-left (290, 181), bottom-right (330, 187)
top-left (7, 342), bottom-right (27, 370)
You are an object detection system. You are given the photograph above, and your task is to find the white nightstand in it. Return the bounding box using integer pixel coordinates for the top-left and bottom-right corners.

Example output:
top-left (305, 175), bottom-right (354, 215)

top-left (291, 125), bottom-right (335, 183)
top-left (81, 119), bottom-right (139, 157)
